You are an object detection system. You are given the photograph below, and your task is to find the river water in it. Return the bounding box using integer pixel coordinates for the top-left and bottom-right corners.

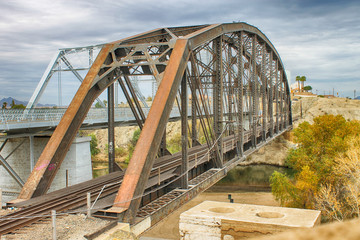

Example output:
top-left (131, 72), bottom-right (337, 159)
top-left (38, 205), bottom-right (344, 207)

top-left (210, 164), bottom-right (293, 192)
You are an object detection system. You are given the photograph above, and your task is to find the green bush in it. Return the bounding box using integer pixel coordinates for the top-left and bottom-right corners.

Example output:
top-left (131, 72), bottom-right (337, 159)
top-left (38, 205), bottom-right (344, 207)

top-left (125, 128), bottom-right (141, 164)
top-left (270, 115), bottom-right (360, 216)
top-left (89, 133), bottom-right (100, 156)
top-left (167, 133), bottom-right (182, 154)
top-left (115, 146), bottom-right (127, 157)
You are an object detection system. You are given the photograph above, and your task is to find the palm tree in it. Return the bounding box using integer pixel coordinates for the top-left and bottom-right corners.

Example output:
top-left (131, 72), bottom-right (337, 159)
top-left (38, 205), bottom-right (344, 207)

top-left (300, 76), bottom-right (306, 92)
top-left (2, 102), bottom-right (7, 109)
top-left (296, 76), bottom-right (301, 92)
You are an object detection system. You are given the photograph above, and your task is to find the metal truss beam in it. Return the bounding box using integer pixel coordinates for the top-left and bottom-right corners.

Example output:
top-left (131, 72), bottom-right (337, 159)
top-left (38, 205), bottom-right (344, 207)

top-left (109, 39), bottom-right (190, 222)
top-left (0, 139), bottom-right (26, 187)
top-left (17, 23), bottom-right (292, 224)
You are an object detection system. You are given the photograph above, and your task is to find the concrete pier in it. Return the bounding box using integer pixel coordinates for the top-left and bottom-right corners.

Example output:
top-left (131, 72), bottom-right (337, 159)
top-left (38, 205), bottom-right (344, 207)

top-left (0, 136), bottom-right (92, 205)
top-left (179, 201), bottom-right (321, 239)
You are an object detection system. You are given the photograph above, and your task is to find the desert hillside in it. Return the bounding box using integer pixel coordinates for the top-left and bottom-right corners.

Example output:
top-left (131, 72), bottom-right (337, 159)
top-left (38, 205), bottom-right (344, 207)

top-left (89, 96), bottom-right (360, 164)
top-left (240, 96), bottom-right (360, 166)
top-left (292, 96), bottom-right (360, 126)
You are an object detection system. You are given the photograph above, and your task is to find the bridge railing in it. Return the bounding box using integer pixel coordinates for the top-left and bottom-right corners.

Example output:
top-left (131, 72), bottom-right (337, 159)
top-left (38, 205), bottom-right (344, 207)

top-left (0, 107), bottom-right (187, 132)
top-left (0, 107), bottom-right (267, 132)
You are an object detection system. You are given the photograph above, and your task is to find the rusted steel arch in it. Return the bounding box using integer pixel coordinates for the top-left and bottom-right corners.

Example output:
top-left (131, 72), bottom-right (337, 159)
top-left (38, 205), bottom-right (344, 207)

top-left (17, 25), bottom-right (209, 200)
top-left (109, 23), bottom-right (292, 222)
top-left (17, 22), bottom-right (292, 224)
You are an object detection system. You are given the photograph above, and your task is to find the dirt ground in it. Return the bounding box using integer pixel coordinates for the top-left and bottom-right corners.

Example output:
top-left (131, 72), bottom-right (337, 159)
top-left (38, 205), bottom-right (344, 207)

top-left (255, 217), bottom-right (360, 240)
top-left (291, 96), bottom-right (360, 127)
top-left (2, 214), bottom-right (109, 240)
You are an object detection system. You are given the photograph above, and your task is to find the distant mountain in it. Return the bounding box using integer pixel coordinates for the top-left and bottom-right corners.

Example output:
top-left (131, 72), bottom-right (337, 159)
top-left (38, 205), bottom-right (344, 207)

top-left (0, 97), bottom-right (27, 107)
top-left (355, 96), bottom-right (360, 100)
top-left (0, 97), bottom-right (56, 108)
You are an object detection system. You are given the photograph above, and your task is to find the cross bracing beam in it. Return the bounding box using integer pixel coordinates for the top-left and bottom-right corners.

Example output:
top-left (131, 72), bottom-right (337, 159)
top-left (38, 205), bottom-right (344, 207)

top-left (17, 23), bottom-right (292, 224)
top-left (0, 139), bottom-right (26, 187)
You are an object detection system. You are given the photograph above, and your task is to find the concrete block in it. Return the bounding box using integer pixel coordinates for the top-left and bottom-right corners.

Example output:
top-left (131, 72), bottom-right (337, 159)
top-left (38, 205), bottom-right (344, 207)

top-left (132, 216), bottom-right (151, 236)
top-left (0, 136), bottom-right (92, 203)
top-left (179, 201), bottom-right (321, 240)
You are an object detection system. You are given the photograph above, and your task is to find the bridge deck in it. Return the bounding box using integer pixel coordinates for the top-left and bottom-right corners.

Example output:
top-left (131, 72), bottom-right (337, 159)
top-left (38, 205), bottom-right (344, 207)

top-left (0, 123), bottom-right (291, 236)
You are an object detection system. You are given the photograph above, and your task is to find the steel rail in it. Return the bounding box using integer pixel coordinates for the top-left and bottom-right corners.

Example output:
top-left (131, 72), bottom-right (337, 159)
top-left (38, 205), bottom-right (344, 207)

top-left (0, 122), bottom-right (280, 236)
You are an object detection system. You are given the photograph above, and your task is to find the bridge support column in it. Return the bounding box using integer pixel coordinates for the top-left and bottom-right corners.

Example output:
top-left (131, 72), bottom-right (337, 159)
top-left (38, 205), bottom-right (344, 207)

top-left (0, 139), bottom-right (25, 188)
top-left (29, 136), bottom-right (35, 171)
top-left (269, 51), bottom-right (274, 137)
top-left (2, 136), bottom-right (92, 204)
top-left (190, 67), bottom-right (200, 147)
top-left (280, 71), bottom-right (284, 130)
top-left (275, 61), bottom-right (280, 134)
top-left (237, 32), bottom-right (244, 156)
top-left (181, 75), bottom-right (188, 189)
top-left (261, 44), bottom-right (267, 142)
top-left (118, 77), bottom-right (143, 129)
top-left (251, 35), bottom-right (257, 148)
top-left (108, 83), bottom-right (115, 173)
top-left (213, 36), bottom-right (223, 167)
top-left (109, 39), bottom-right (190, 224)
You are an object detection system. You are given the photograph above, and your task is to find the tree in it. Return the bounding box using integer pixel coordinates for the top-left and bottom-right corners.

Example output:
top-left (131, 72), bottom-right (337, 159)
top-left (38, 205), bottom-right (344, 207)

top-left (2, 102), bottom-right (7, 109)
top-left (300, 76), bottom-right (306, 92)
top-left (270, 115), bottom-right (360, 212)
top-left (296, 76), bottom-right (301, 92)
top-left (303, 85), bottom-right (312, 92)
top-left (11, 103), bottom-right (26, 109)
top-left (95, 100), bottom-right (107, 108)
top-left (315, 136), bottom-right (360, 221)
top-left (89, 133), bottom-right (100, 157)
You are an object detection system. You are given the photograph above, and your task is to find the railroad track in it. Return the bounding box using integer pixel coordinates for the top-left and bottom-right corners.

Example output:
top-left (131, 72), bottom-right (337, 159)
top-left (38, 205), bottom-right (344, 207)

top-left (0, 123), bottom-right (286, 236)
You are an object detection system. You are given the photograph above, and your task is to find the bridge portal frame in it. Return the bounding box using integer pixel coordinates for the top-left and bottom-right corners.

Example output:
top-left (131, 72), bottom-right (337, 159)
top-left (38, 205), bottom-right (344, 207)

top-left (16, 23), bottom-right (292, 224)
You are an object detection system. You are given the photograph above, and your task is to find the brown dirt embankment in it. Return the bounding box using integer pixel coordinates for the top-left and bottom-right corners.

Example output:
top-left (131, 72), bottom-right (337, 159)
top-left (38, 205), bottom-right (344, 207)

top-left (292, 96), bottom-right (360, 127)
top-left (247, 97), bottom-right (360, 166)
top-left (87, 97), bottom-right (360, 165)
top-left (255, 217), bottom-right (360, 240)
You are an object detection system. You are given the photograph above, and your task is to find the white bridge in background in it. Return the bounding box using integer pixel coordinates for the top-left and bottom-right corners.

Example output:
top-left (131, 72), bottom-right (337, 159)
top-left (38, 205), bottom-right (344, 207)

top-left (0, 107), bottom-right (186, 134)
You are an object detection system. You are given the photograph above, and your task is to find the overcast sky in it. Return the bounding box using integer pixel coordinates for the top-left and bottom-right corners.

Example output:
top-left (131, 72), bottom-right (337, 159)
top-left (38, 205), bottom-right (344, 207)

top-left (1, 0), bottom-right (359, 105)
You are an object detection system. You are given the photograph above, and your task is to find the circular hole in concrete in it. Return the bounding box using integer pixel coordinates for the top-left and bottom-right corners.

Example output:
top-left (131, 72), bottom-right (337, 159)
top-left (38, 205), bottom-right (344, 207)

top-left (208, 207), bottom-right (235, 213)
top-left (256, 212), bottom-right (284, 218)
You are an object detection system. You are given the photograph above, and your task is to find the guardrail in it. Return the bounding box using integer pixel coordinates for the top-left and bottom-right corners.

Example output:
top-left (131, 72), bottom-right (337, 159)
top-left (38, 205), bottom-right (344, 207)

top-left (0, 107), bottom-right (186, 132)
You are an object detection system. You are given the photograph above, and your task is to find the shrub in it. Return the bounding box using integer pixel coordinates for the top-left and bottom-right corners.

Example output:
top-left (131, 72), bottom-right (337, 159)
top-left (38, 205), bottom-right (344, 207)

top-left (125, 128), bottom-right (141, 164)
top-left (271, 115), bottom-right (360, 219)
top-left (89, 133), bottom-right (100, 156)
top-left (167, 133), bottom-right (182, 154)
top-left (315, 136), bottom-right (360, 221)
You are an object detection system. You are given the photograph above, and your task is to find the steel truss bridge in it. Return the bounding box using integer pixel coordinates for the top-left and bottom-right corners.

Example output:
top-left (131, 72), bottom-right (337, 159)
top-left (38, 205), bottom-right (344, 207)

top-left (0, 22), bottom-right (292, 234)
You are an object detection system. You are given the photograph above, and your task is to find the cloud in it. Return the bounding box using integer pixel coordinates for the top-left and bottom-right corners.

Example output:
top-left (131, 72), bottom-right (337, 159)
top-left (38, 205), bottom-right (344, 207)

top-left (0, 0), bottom-right (359, 103)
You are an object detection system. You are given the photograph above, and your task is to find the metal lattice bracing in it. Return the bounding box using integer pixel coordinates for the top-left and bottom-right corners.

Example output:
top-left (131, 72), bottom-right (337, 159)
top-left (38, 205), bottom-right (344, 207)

top-left (17, 23), bottom-right (292, 223)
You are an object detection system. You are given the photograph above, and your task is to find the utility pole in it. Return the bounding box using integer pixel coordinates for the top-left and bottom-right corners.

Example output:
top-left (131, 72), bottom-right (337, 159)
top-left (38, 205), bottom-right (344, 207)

top-left (354, 89), bottom-right (356, 99)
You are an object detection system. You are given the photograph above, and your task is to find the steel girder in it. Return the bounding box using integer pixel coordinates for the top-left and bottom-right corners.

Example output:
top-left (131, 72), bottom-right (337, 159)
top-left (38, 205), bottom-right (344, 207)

top-left (17, 23), bottom-right (292, 223)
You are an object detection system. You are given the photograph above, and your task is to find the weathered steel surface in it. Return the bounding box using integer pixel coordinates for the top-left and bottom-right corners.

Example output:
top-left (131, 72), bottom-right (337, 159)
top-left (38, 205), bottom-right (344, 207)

top-left (181, 75), bottom-right (188, 189)
top-left (109, 39), bottom-right (190, 222)
top-left (18, 43), bottom-right (115, 200)
top-left (15, 23), bottom-right (292, 226)
top-left (108, 83), bottom-right (115, 173)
